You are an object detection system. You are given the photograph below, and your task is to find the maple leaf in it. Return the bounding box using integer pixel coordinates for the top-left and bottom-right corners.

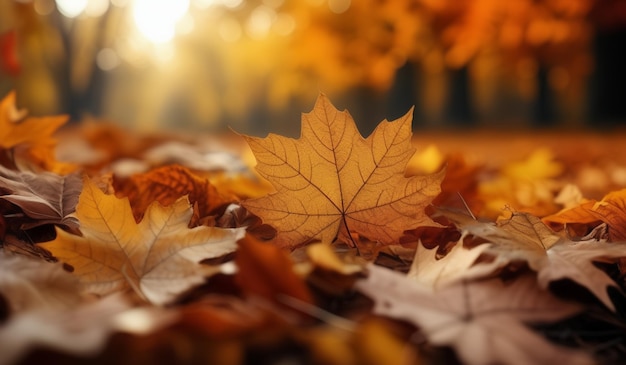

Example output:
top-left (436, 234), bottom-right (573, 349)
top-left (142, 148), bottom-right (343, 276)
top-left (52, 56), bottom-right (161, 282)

top-left (39, 179), bottom-right (246, 305)
top-left (543, 188), bottom-right (626, 242)
top-left (0, 165), bottom-right (82, 230)
top-left (242, 94), bottom-right (444, 248)
top-left (0, 92), bottom-right (68, 171)
top-left (356, 264), bottom-right (594, 365)
top-left (441, 208), bottom-right (626, 310)
top-left (113, 164), bottom-right (233, 222)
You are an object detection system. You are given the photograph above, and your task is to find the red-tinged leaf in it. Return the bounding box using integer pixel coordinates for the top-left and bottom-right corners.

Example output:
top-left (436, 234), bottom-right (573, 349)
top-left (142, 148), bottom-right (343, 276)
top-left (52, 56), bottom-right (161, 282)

top-left (235, 235), bottom-right (313, 306)
top-left (113, 164), bottom-right (233, 222)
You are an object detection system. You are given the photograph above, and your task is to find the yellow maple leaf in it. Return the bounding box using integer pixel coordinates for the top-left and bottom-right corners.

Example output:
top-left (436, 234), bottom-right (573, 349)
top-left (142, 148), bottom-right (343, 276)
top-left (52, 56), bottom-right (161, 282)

top-left (479, 148), bottom-right (563, 218)
top-left (40, 179), bottom-right (245, 305)
top-left (241, 94), bottom-right (444, 248)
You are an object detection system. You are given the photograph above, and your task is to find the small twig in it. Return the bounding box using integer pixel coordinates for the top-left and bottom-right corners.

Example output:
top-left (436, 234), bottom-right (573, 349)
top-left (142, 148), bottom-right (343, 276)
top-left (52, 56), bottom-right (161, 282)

top-left (457, 192), bottom-right (476, 220)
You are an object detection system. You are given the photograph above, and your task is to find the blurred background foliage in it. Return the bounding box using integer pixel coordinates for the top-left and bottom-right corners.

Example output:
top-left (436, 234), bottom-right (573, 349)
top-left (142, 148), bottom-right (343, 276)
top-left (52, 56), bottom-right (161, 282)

top-left (1, 0), bottom-right (626, 136)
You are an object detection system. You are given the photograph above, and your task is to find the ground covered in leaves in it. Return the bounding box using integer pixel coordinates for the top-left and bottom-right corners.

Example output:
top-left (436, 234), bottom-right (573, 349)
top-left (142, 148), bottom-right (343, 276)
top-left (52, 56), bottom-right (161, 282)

top-left (2, 91), bottom-right (626, 365)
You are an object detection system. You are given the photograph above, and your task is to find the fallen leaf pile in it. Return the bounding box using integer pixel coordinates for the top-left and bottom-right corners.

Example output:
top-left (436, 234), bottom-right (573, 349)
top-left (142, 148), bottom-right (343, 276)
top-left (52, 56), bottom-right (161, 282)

top-left (2, 91), bottom-right (626, 364)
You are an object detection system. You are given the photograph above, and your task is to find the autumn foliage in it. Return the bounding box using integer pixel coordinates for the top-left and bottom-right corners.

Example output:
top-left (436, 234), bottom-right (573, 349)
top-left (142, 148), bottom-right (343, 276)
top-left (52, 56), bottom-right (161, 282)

top-left (242, 95), bottom-right (443, 248)
top-left (2, 91), bottom-right (626, 364)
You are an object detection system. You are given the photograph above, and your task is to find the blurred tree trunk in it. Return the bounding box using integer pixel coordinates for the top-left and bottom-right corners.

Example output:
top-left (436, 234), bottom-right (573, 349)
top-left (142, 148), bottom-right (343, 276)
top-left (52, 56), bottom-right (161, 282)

top-left (386, 61), bottom-right (421, 128)
top-left (532, 65), bottom-right (555, 127)
top-left (445, 66), bottom-right (473, 126)
top-left (588, 27), bottom-right (626, 127)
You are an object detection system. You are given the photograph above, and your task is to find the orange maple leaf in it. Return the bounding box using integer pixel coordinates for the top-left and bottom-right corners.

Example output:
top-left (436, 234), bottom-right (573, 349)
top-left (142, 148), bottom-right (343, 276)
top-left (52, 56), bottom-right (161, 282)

top-left (40, 179), bottom-right (245, 305)
top-left (0, 91), bottom-right (71, 173)
top-left (242, 94), bottom-right (444, 248)
top-left (543, 188), bottom-right (626, 242)
top-left (113, 164), bottom-right (234, 222)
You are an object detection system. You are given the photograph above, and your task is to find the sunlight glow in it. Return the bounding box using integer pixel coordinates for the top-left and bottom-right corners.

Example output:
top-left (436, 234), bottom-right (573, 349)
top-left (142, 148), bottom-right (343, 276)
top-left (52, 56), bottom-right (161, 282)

top-left (96, 48), bottom-right (120, 71)
top-left (274, 13), bottom-right (296, 36)
top-left (34, 0), bottom-right (55, 15)
top-left (111, 0), bottom-right (129, 7)
top-left (219, 18), bottom-right (243, 42)
top-left (246, 5), bottom-right (275, 39)
top-left (328, 0), bottom-right (350, 14)
top-left (132, 0), bottom-right (190, 43)
top-left (85, 0), bottom-right (110, 17)
top-left (193, 0), bottom-right (217, 9)
top-left (222, 0), bottom-right (244, 9)
top-left (194, 0), bottom-right (244, 9)
top-left (55, 0), bottom-right (88, 18)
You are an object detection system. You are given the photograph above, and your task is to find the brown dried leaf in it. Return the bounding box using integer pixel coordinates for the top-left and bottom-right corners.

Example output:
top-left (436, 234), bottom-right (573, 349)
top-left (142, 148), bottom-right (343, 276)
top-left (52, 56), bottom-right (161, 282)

top-left (356, 265), bottom-right (593, 365)
top-left (0, 165), bottom-right (82, 230)
top-left (442, 208), bottom-right (626, 310)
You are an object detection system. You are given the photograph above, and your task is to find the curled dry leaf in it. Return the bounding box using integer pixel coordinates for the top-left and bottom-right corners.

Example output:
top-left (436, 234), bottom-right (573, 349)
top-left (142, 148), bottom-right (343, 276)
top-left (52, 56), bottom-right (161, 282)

top-left (0, 165), bottom-right (82, 231)
top-left (356, 264), bottom-right (593, 365)
top-left (543, 188), bottom-right (626, 242)
top-left (40, 179), bottom-right (246, 305)
top-left (235, 234), bottom-right (313, 307)
top-left (242, 94), bottom-right (443, 249)
top-left (113, 164), bottom-right (233, 222)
